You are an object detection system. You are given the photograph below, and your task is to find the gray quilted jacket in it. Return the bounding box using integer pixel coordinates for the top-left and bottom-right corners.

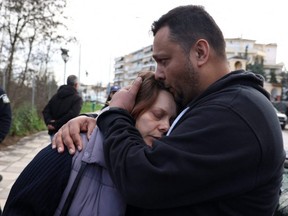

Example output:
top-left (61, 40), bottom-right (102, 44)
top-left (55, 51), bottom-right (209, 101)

top-left (54, 127), bottom-right (126, 216)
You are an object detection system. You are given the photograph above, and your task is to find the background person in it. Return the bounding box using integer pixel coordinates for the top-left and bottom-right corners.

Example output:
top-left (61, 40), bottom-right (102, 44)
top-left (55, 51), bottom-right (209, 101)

top-left (2, 71), bottom-right (177, 216)
top-left (101, 85), bottom-right (120, 110)
top-left (54, 5), bottom-right (285, 215)
top-left (0, 86), bottom-right (12, 144)
top-left (0, 86), bottom-right (12, 215)
top-left (42, 75), bottom-right (83, 141)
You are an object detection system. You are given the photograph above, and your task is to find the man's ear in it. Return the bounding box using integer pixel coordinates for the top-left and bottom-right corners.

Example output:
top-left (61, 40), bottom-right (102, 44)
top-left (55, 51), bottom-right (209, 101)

top-left (193, 39), bottom-right (210, 66)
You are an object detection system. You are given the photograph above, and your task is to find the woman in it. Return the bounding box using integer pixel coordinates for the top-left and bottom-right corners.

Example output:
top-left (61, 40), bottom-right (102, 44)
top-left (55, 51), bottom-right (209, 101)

top-left (2, 71), bottom-right (177, 216)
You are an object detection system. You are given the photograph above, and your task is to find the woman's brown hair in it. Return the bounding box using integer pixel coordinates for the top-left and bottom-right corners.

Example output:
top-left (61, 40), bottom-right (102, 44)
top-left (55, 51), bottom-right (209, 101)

top-left (131, 71), bottom-right (170, 119)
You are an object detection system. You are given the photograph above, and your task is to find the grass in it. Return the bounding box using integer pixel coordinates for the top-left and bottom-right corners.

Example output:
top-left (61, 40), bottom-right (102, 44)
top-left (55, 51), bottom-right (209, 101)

top-left (80, 101), bottom-right (103, 114)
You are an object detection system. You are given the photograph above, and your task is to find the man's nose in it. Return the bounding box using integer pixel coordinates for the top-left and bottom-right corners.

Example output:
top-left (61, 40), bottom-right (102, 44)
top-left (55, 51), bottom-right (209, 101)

top-left (155, 66), bottom-right (165, 81)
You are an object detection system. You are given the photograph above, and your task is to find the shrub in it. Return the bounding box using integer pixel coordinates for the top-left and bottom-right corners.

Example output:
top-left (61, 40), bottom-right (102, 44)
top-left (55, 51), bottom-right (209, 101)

top-left (10, 103), bottom-right (46, 136)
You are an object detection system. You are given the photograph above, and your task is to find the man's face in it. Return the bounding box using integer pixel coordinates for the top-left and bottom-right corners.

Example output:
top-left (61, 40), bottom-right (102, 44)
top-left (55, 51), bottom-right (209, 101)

top-left (153, 26), bottom-right (199, 107)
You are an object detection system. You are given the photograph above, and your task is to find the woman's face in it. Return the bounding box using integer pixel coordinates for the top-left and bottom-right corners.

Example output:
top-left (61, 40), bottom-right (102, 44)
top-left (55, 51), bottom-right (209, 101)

top-left (135, 90), bottom-right (177, 146)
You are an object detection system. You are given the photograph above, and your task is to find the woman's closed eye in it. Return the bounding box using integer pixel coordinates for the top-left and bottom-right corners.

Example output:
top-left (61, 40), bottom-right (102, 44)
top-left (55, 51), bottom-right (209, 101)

top-left (151, 110), bottom-right (165, 120)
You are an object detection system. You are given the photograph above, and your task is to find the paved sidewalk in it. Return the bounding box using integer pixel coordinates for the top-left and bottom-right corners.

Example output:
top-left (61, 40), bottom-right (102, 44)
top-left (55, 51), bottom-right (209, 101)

top-left (0, 131), bottom-right (50, 208)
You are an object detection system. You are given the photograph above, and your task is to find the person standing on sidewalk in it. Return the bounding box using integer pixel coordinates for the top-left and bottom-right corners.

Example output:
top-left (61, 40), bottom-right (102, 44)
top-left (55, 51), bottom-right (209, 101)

top-left (0, 86), bottom-right (12, 144)
top-left (42, 75), bottom-right (83, 141)
top-left (0, 86), bottom-right (12, 215)
top-left (101, 85), bottom-right (120, 110)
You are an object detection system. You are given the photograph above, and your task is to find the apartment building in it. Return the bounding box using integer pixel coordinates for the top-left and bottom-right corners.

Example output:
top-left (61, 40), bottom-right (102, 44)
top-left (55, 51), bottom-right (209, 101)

top-left (114, 45), bottom-right (155, 87)
top-left (226, 38), bottom-right (283, 79)
top-left (113, 38), bottom-right (284, 88)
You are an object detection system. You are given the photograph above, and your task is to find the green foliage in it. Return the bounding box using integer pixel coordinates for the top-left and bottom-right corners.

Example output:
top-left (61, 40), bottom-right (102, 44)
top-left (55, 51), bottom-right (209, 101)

top-left (270, 70), bottom-right (278, 84)
top-left (7, 101), bottom-right (103, 138)
top-left (10, 103), bottom-right (46, 136)
top-left (80, 101), bottom-right (103, 114)
top-left (246, 63), bottom-right (265, 78)
top-left (7, 101), bottom-right (102, 137)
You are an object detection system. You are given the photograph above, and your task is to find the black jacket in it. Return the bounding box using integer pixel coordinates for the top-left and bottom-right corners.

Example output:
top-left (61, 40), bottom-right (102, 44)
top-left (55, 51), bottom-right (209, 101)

top-left (97, 70), bottom-right (285, 215)
top-left (0, 87), bottom-right (12, 143)
top-left (42, 85), bottom-right (83, 135)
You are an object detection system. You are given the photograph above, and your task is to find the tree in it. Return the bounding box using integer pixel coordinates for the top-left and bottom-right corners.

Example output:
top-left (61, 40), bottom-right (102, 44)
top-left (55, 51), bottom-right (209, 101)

top-left (0, 0), bottom-right (75, 111)
top-left (270, 69), bottom-right (278, 84)
top-left (246, 56), bottom-right (265, 78)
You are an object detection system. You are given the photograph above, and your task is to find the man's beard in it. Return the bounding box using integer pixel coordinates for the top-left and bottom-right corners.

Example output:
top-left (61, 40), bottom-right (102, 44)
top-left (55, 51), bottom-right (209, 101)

top-left (174, 59), bottom-right (199, 108)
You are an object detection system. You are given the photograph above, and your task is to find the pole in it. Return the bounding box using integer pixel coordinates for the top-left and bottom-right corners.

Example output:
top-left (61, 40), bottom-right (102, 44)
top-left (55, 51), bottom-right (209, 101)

top-left (61, 48), bottom-right (69, 84)
top-left (2, 69), bottom-right (5, 91)
top-left (64, 62), bottom-right (66, 84)
top-left (32, 72), bottom-right (35, 108)
top-left (78, 43), bottom-right (81, 84)
top-left (48, 74), bottom-right (52, 99)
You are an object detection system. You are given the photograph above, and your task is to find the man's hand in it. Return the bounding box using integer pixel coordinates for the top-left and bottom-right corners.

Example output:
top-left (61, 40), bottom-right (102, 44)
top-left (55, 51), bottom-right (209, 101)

top-left (47, 124), bottom-right (55, 130)
top-left (47, 120), bottom-right (55, 130)
top-left (52, 116), bottom-right (96, 154)
top-left (109, 77), bottom-right (142, 112)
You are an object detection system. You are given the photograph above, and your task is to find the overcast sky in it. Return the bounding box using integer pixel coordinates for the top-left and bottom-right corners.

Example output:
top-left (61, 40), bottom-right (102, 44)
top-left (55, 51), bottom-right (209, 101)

top-left (55, 0), bottom-right (288, 86)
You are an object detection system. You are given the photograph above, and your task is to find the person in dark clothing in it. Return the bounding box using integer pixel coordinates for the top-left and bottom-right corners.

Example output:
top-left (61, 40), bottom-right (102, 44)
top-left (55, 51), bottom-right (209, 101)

top-left (0, 86), bottom-right (11, 215)
top-left (54, 5), bottom-right (285, 216)
top-left (0, 86), bottom-right (12, 144)
top-left (42, 75), bottom-right (83, 141)
top-left (101, 85), bottom-right (120, 110)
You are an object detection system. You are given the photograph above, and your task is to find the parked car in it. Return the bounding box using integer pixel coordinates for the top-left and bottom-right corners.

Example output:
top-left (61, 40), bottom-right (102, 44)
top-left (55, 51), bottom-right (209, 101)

top-left (275, 108), bottom-right (287, 130)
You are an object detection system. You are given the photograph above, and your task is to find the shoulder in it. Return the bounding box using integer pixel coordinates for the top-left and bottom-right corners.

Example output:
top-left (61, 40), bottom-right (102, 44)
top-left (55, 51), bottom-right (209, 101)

top-left (73, 94), bottom-right (83, 102)
top-left (0, 91), bottom-right (10, 104)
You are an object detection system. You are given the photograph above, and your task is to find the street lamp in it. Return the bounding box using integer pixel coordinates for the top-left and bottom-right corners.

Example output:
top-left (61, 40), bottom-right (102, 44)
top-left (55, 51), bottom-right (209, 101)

top-left (61, 48), bottom-right (69, 84)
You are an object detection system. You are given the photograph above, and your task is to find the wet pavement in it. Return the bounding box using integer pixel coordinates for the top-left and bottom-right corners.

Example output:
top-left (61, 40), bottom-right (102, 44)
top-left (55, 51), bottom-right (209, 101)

top-left (0, 130), bottom-right (287, 212)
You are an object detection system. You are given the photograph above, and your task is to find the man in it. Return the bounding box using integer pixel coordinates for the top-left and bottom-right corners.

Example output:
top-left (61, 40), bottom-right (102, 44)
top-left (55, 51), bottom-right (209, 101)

top-left (101, 85), bottom-right (120, 110)
top-left (54, 5), bottom-right (285, 215)
top-left (0, 86), bottom-right (12, 144)
top-left (42, 75), bottom-right (83, 141)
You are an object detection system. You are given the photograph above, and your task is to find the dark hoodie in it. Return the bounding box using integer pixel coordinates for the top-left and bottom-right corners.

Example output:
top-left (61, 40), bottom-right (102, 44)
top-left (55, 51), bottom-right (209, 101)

top-left (42, 85), bottom-right (83, 135)
top-left (97, 70), bottom-right (285, 215)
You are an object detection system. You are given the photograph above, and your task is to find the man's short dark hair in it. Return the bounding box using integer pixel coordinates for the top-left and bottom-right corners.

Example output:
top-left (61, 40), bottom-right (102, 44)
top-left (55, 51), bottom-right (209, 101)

top-left (67, 75), bottom-right (78, 86)
top-left (151, 5), bottom-right (226, 58)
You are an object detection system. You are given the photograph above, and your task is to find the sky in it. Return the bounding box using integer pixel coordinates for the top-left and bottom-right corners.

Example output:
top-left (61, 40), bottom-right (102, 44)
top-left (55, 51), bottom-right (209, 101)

top-left (54, 0), bottom-right (288, 86)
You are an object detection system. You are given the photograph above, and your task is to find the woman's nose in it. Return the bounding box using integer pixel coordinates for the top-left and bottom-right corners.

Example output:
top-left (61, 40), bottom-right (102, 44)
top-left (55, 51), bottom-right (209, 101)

top-left (159, 119), bottom-right (169, 133)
